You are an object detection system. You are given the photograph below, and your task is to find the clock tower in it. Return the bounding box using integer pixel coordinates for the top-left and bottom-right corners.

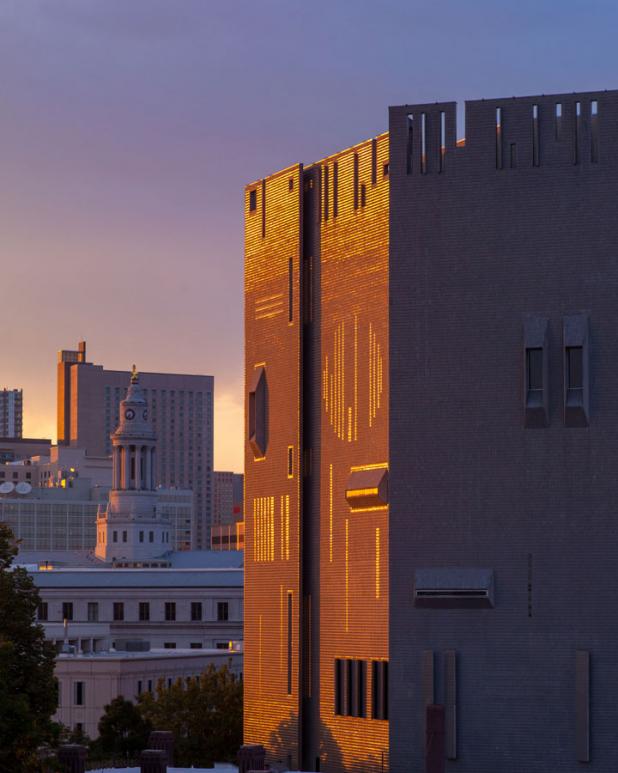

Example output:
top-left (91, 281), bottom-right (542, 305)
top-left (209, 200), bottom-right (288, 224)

top-left (95, 368), bottom-right (171, 565)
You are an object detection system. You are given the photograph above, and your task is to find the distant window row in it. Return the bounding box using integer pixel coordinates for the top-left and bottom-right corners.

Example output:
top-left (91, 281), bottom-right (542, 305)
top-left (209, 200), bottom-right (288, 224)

top-left (38, 600), bottom-right (230, 623)
top-left (334, 658), bottom-right (388, 721)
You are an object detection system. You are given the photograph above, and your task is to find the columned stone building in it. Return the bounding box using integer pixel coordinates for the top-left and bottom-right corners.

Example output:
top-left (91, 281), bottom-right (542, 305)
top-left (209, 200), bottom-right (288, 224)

top-left (96, 370), bottom-right (170, 565)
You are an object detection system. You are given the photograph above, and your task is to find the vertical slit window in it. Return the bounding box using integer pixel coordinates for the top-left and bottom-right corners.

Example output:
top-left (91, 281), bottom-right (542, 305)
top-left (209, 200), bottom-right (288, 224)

top-left (261, 179), bottom-right (266, 237)
top-left (439, 111), bottom-right (446, 173)
top-left (510, 143), bottom-right (517, 169)
top-left (249, 189), bottom-right (257, 212)
top-left (591, 100), bottom-right (599, 163)
top-left (333, 162), bottom-right (338, 217)
top-left (496, 107), bottom-right (503, 169)
top-left (288, 258), bottom-right (293, 323)
top-left (555, 102), bottom-right (563, 140)
top-left (406, 114), bottom-right (414, 174)
top-left (420, 113), bottom-right (427, 174)
top-left (323, 166), bottom-right (329, 221)
top-left (334, 660), bottom-right (344, 715)
top-left (567, 347), bottom-right (583, 391)
top-left (358, 660), bottom-right (366, 718)
top-left (287, 446), bottom-right (294, 478)
top-left (353, 154), bottom-right (359, 209)
top-left (527, 348), bottom-right (543, 393)
top-left (574, 101), bottom-right (581, 165)
top-left (532, 104), bottom-right (540, 167)
top-left (371, 138), bottom-right (377, 185)
top-left (287, 591), bottom-right (292, 694)
top-left (360, 183), bottom-right (366, 207)
top-left (346, 659), bottom-right (354, 716)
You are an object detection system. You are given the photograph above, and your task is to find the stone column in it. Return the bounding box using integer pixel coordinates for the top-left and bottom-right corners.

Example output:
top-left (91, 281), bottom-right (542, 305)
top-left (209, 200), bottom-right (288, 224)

top-left (135, 446), bottom-right (142, 491)
top-left (123, 445), bottom-right (131, 490)
top-left (145, 444), bottom-right (152, 491)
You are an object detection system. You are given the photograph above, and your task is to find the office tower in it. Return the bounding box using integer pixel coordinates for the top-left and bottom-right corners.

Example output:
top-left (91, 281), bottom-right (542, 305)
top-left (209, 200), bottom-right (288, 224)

top-left (245, 90), bottom-right (618, 773)
top-left (213, 471), bottom-right (244, 525)
top-left (56, 342), bottom-right (214, 548)
top-left (0, 388), bottom-right (23, 438)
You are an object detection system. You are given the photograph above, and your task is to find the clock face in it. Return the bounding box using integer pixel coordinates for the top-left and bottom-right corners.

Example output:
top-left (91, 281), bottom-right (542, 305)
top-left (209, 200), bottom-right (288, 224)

top-left (142, 409), bottom-right (148, 421)
top-left (124, 408), bottom-right (135, 421)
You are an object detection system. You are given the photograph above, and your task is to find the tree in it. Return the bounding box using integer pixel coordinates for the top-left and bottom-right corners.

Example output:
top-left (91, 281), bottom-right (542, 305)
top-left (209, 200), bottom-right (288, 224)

top-left (138, 663), bottom-right (242, 766)
top-left (92, 696), bottom-right (151, 760)
top-left (0, 523), bottom-right (58, 772)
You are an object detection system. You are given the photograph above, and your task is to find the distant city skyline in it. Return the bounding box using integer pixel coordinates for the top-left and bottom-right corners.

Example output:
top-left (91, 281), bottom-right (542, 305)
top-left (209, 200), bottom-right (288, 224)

top-left (1, 0), bottom-right (615, 472)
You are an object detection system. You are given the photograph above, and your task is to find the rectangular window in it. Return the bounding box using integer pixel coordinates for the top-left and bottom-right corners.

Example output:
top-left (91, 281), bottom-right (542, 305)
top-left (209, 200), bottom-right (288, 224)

top-left (372, 660), bottom-right (389, 720)
top-left (62, 602), bottom-right (73, 621)
top-left (323, 165), bottom-right (329, 220)
top-left (190, 642), bottom-right (203, 649)
top-left (334, 659), bottom-right (344, 715)
top-left (74, 681), bottom-right (85, 706)
top-left (139, 531), bottom-right (144, 543)
top-left (149, 531), bottom-right (154, 543)
top-left (287, 446), bottom-right (294, 478)
top-left (137, 680), bottom-right (143, 695)
top-left (360, 183), bottom-right (366, 207)
top-left (217, 601), bottom-right (229, 621)
top-left (420, 113), bottom-right (427, 174)
top-left (139, 602), bottom-right (150, 621)
top-left (164, 642), bottom-right (176, 649)
top-left (191, 602), bottom-right (202, 621)
top-left (333, 162), bottom-right (338, 217)
top-left (567, 346), bottom-right (583, 390)
top-left (591, 99), bottom-right (599, 163)
top-left (38, 602), bottom-right (48, 621)
top-left (249, 188), bottom-right (257, 211)
top-left (532, 104), bottom-right (540, 167)
top-left (288, 258), bottom-right (293, 323)
top-left (527, 348), bottom-right (543, 392)
top-left (122, 530), bottom-right (127, 543)
top-left (287, 591), bottom-right (293, 695)
top-left (353, 153), bottom-right (359, 209)
top-left (87, 602), bottom-right (99, 623)
top-left (113, 531), bottom-right (118, 543)
top-left (496, 107), bottom-right (503, 170)
top-left (406, 114), bottom-right (414, 174)
top-left (113, 602), bottom-right (124, 621)
top-left (165, 602), bottom-right (176, 621)
top-left (371, 138), bottom-right (377, 184)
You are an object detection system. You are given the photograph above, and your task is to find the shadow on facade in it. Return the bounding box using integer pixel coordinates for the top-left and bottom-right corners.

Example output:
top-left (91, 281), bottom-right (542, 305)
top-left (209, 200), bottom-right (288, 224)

top-left (266, 713), bottom-right (386, 773)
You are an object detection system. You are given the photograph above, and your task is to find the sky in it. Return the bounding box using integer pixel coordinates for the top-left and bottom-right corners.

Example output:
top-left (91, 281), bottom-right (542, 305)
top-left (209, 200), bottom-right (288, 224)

top-left (1, 0), bottom-right (616, 472)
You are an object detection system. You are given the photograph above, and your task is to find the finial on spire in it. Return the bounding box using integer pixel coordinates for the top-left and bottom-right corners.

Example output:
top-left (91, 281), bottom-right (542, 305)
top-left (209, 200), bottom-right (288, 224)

top-left (131, 364), bottom-right (139, 384)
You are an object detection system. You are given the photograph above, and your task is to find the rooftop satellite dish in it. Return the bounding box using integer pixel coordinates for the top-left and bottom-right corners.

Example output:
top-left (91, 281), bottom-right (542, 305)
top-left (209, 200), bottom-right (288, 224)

top-left (15, 482), bottom-right (31, 495)
top-left (0, 482), bottom-right (15, 495)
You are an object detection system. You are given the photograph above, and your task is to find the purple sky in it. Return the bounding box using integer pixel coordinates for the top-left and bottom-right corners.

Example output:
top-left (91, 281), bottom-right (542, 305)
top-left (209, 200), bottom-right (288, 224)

top-left (1, 0), bottom-right (615, 471)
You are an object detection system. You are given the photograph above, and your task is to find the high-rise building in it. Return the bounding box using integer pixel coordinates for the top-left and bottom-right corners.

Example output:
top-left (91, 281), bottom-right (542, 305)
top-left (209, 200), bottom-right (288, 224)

top-left (0, 388), bottom-right (23, 438)
top-left (56, 342), bottom-right (214, 547)
top-left (213, 471), bottom-right (243, 526)
top-left (245, 89), bottom-right (618, 773)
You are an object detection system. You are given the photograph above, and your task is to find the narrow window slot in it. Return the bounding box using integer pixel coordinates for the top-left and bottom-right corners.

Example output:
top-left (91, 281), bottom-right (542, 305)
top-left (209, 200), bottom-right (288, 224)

top-left (333, 162), bottom-right (339, 217)
top-left (323, 166), bottom-right (329, 221)
top-left (406, 114), bottom-right (414, 174)
top-left (526, 348), bottom-right (543, 393)
top-left (287, 445), bottom-right (294, 478)
top-left (249, 189), bottom-right (257, 212)
top-left (360, 183), bottom-right (366, 207)
top-left (288, 258), bottom-right (293, 323)
top-left (420, 113), bottom-right (427, 174)
top-left (288, 177), bottom-right (294, 192)
top-left (532, 104), bottom-right (540, 167)
top-left (439, 111), bottom-right (446, 173)
top-left (496, 107), bottom-right (503, 169)
top-left (555, 102), bottom-right (563, 140)
top-left (574, 101), bottom-right (581, 165)
top-left (287, 591), bottom-right (292, 694)
top-left (353, 153), bottom-right (359, 209)
top-left (510, 143), bottom-right (517, 169)
top-left (567, 346), bottom-right (583, 391)
top-left (261, 179), bottom-right (266, 237)
top-left (371, 138), bottom-right (377, 185)
top-left (591, 100), bottom-right (599, 163)
top-left (383, 161), bottom-right (389, 177)
top-left (334, 659), bottom-right (343, 715)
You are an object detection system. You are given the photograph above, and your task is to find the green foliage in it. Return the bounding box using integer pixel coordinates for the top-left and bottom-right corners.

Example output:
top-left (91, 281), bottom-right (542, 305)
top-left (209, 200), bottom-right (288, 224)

top-left (138, 663), bottom-right (242, 767)
top-left (91, 696), bottom-right (151, 760)
top-left (0, 523), bottom-right (58, 772)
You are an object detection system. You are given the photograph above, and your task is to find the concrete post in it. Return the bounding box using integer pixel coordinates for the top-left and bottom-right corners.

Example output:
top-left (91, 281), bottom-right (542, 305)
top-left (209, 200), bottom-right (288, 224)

top-left (147, 730), bottom-right (174, 765)
top-left (57, 744), bottom-right (87, 773)
top-left (140, 749), bottom-right (167, 773)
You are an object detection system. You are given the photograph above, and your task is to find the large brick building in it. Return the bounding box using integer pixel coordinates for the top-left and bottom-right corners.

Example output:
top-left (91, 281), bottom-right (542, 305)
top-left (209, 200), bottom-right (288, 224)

top-left (245, 89), bottom-right (618, 773)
